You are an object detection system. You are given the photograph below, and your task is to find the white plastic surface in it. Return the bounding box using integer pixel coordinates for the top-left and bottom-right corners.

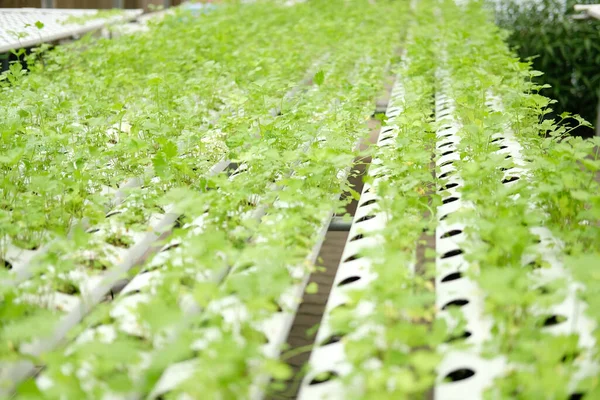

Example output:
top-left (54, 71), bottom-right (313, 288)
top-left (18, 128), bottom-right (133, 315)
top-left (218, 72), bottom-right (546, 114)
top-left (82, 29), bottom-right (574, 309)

top-left (487, 94), bottom-right (598, 391)
top-left (434, 73), bottom-right (507, 400)
top-left (0, 8), bottom-right (142, 53)
top-left (297, 76), bottom-right (407, 400)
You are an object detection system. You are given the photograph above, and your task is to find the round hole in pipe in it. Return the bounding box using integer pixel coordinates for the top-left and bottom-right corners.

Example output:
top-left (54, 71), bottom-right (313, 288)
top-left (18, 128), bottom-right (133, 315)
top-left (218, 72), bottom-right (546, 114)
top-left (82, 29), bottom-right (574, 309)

top-left (56, 281), bottom-right (80, 295)
top-left (106, 210), bottom-right (122, 218)
top-left (441, 229), bottom-right (462, 238)
top-left (338, 276), bottom-right (361, 286)
top-left (2, 259), bottom-right (13, 270)
top-left (560, 349), bottom-right (581, 363)
top-left (321, 333), bottom-right (344, 346)
top-left (441, 249), bottom-right (463, 259)
top-left (349, 234), bottom-right (364, 242)
top-left (439, 171), bottom-right (454, 179)
top-left (444, 368), bottom-right (475, 382)
top-left (161, 242), bottom-right (181, 252)
top-left (442, 196), bottom-right (459, 205)
top-left (490, 137), bottom-right (504, 143)
top-left (541, 314), bottom-right (567, 327)
top-left (440, 160), bottom-right (454, 167)
top-left (502, 176), bottom-right (520, 184)
top-left (438, 142), bottom-right (453, 148)
top-left (447, 331), bottom-right (472, 343)
top-left (442, 299), bottom-right (469, 310)
top-left (527, 260), bottom-right (543, 269)
top-left (441, 150), bottom-right (454, 156)
top-left (357, 215), bottom-right (375, 223)
top-left (343, 254), bottom-right (362, 263)
top-left (360, 199), bottom-right (377, 207)
top-left (439, 183), bottom-right (459, 191)
top-left (569, 393), bottom-right (585, 400)
top-left (309, 371), bottom-right (339, 385)
top-left (441, 272), bottom-right (463, 282)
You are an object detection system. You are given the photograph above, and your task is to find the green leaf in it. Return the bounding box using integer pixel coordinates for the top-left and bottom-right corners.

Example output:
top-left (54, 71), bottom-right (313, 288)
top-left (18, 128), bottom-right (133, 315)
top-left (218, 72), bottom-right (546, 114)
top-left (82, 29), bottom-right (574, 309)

top-left (314, 70), bottom-right (324, 86)
top-left (305, 282), bottom-right (318, 294)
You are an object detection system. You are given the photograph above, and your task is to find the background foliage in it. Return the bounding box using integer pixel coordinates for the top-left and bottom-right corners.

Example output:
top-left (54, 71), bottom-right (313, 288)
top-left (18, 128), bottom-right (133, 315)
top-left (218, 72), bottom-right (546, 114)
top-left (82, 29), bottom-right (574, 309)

top-left (493, 0), bottom-right (600, 136)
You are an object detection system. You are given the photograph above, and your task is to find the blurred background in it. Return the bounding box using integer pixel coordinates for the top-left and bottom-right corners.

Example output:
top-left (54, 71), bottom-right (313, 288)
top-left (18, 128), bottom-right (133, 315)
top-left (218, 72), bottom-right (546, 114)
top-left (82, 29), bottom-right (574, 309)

top-left (495, 0), bottom-right (600, 137)
top-left (1, 0), bottom-right (599, 136)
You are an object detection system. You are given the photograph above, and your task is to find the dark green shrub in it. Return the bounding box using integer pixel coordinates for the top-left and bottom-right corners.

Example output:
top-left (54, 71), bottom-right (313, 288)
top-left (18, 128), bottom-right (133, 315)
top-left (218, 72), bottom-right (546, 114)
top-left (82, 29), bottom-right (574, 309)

top-left (494, 0), bottom-right (600, 136)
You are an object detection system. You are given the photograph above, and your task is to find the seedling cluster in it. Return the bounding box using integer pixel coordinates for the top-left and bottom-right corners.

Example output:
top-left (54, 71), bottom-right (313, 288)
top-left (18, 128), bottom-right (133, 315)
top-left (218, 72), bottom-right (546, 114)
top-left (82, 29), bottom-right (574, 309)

top-left (0, 0), bottom-right (599, 399)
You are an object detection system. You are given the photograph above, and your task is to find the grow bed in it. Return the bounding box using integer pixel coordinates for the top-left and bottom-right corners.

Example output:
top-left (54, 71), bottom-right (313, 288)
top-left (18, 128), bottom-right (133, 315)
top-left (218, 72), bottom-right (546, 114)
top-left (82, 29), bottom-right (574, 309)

top-left (0, 0), bottom-right (600, 399)
top-left (0, 8), bottom-right (142, 53)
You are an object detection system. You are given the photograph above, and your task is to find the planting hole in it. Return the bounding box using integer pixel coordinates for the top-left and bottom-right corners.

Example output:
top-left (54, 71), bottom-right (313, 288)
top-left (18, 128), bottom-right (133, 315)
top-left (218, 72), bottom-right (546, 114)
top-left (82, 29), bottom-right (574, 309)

top-left (560, 350), bottom-right (581, 363)
top-left (106, 210), bottom-right (122, 218)
top-left (439, 171), bottom-right (454, 179)
top-left (270, 300), bottom-right (284, 313)
top-left (439, 183), bottom-right (459, 191)
top-left (441, 249), bottom-right (463, 259)
top-left (343, 254), bottom-right (362, 263)
top-left (444, 368), bottom-right (475, 382)
top-left (502, 176), bottom-right (520, 184)
top-left (322, 333), bottom-right (344, 346)
top-left (536, 285), bottom-right (551, 295)
top-left (338, 276), bottom-right (361, 286)
top-left (438, 142), bottom-right (453, 148)
top-left (330, 303), bottom-right (350, 316)
top-left (441, 150), bottom-right (454, 156)
top-left (360, 199), bottom-right (377, 207)
top-left (442, 272), bottom-right (463, 282)
top-left (441, 229), bottom-right (462, 238)
top-left (505, 155), bottom-right (512, 159)
top-left (357, 215), bottom-right (375, 223)
top-left (309, 371), bottom-right (339, 385)
top-left (57, 282), bottom-right (80, 295)
top-left (499, 145), bottom-right (508, 150)
top-left (440, 160), bottom-right (454, 167)
top-left (349, 234), bottom-right (364, 242)
top-left (447, 331), bottom-right (472, 343)
top-left (440, 213), bottom-right (450, 221)
top-left (490, 137), bottom-right (504, 143)
top-left (442, 196), bottom-right (459, 205)
top-left (442, 299), bottom-right (469, 310)
top-left (2, 259), bottom-right (12, 270)
top-left (542, 314), bottom-right (567, 327)
top-left (569, 393), bottom-right (585, 400)
top-left (161, 242), bottom-right (181, 252)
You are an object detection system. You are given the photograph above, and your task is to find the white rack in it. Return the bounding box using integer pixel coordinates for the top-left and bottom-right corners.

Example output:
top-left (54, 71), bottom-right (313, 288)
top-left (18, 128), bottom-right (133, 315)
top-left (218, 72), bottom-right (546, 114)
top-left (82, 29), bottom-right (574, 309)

top-left (296, 76), bottom-right (406, 400)
top-left (0, 8), bottom-right (142, 53)
top-left (434, 69), bottom-right (507, 400)
top-left (574, 4), bottom-right (600, 19)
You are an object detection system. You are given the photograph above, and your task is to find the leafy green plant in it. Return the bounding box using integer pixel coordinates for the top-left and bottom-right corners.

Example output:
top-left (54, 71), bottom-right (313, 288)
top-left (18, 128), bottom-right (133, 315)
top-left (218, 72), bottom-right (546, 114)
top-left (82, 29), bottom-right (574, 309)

top-left (493, 0), bottom-right (600, 137)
